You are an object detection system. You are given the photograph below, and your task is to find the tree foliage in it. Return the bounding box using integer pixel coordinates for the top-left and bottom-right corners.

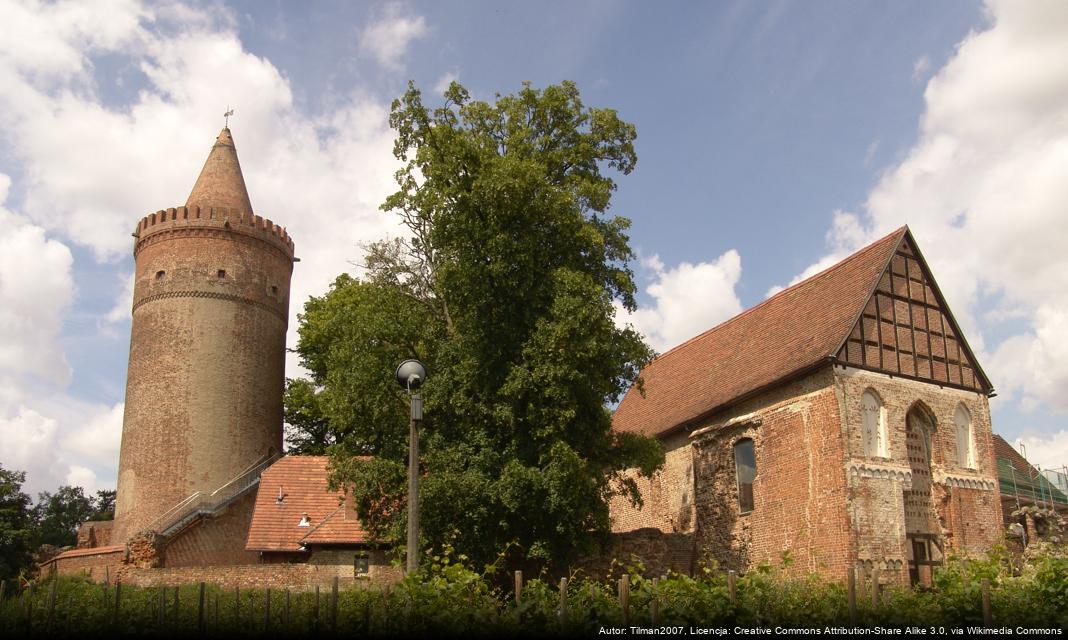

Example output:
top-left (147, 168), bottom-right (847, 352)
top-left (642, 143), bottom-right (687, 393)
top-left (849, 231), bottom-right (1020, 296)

top-left (0, 464), bottom-right (33, 580)
top-left (32, 486), bottom-right (94, 548)
top-left (291, 80), bottom-right (663, 568)
top-left (283, 379), bottom-right (335, 455)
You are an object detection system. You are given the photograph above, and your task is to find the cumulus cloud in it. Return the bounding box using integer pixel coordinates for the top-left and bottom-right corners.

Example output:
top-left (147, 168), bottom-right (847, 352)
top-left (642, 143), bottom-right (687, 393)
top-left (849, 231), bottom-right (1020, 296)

top-left (0, 175), bottom-right (74, 383)
top-left (434, 70), bottom-right (459, 94)
top-left (1017, 430), bottom-right (1068, 475)
top-left (616, 251), bottom-right (744, 353)
top-left (359, 3), bottom-right (428, 70)
top-left (912, 55), bottom-right (931, 83)
top-left (0, 169), bottom-right (124, 495)
top-left (772, 0), bottom-right (1068, 415)
top-left (0, 0), bottom-right (410, 493)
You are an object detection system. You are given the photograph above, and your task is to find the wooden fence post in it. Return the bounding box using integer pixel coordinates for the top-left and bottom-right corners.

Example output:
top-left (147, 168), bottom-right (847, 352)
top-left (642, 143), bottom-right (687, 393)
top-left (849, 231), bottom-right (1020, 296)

top-left (198, 582), bottom-right (205, 635)
top-left (650, 577), bottom-right (659, 626)
top-left (314, 585), bottom-right (320, 635)
top-left (619, 574), bottom-right (630, 626)
top-left (515, 570), bottom-right (523, 604)
top-left (0, 578), bottom-right (5, 608)
top-left (558, 577), bottom-right (568, 628)
top-left (847, 567), bottom-right (857, 624)
top-left (331, 576), bottom-right (339, 632)
top-left (46, 576), bottom-right (58, 630)
top-left (981, 579), bottom-right (992, 626)
top-left (214, 594), bottom-right (219, 632)
top-left (23, 586), bottom-right (32, 631)
top-left (113, 582), bottom-right (122, 628)
top-left (870, 567), bottom-right (880, 608)
top-left (728, 570), bottom-right (737, 605)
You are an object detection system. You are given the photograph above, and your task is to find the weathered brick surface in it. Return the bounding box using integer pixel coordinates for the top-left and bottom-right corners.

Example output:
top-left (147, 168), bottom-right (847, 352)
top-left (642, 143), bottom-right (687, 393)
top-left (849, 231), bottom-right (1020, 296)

top-left (580, 528), bottom-right (695, 578)
top-left (689, 368), bottom-right (851, 578)
top-left (121, 549), bottom-right (401, 590)
top-left (164, 491), bottom-right (260, 566)
top-left (76, 520), bottom-right (114, 548)
top-left (609, 430), bottom-right (695, 533)
top-left (836, 365), bottom-right (1001, 583)
top-left (113, 129), bottom-right (295, 543)
top-left (43, 547), bottom-right (125, 580)
top-left (610, 365), bottom-right (1002, 584)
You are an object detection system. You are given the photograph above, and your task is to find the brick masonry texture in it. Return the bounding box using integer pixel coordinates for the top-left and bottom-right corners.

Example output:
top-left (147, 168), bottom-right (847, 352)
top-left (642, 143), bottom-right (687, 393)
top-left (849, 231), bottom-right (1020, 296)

top-left (164, 491), bottom-right (260, 567)
top-left (837, 366), bottom-right (1001, 578)
top-left (608, 228), bottom-right (1002, 585)
top-left (113, 129), bottom-right (295, 542)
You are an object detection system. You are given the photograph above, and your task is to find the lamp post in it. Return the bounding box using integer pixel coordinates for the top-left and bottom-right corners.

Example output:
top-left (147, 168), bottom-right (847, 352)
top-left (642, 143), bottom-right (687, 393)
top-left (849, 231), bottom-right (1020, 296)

top-left (395, 359), bottom-right (426, 574)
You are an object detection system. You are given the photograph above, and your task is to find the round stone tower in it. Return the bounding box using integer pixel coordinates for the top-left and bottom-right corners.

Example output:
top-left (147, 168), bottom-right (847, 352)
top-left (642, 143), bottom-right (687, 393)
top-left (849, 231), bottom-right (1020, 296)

top-left (112, 128), bottom-right (295, 541)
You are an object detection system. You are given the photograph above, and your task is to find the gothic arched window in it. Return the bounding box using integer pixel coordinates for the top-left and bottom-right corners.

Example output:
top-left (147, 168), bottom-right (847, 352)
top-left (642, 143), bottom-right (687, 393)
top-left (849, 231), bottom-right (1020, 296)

top-left (861, 389), bottom-right (887, 457)
top-left (954, 404), bottom-right (974, 468)
top-left (734, 438), bottom-right (756, 514)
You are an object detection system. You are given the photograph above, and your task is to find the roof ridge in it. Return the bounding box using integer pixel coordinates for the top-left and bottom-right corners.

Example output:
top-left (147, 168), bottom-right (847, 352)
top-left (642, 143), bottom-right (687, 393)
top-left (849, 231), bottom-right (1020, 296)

top-left (644, 226), bottom-right (907, 365)
top-left (299, 503), bottom-right (345, 543)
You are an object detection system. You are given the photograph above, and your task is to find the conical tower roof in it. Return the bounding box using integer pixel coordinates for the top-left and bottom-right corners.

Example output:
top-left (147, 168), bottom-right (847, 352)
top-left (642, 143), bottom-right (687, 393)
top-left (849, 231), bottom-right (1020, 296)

top-left (186, 127), bottom-right (254, 214)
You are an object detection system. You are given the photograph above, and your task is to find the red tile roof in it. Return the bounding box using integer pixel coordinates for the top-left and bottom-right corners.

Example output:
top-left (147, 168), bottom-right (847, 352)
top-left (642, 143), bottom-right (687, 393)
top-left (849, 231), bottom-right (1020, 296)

top-left (50, 545), bottom-right (125, 560)
top-left (613, 227), bottom-right (907, 438)
top-left (992, 434), bottom-right (1034, 473)
top-left (246, 456), bottom-right (369, 552)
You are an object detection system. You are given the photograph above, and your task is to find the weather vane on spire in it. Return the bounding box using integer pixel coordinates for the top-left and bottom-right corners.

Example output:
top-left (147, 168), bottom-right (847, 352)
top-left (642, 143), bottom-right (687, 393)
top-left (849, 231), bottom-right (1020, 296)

top-left (224, 106), bottom-right (234, 128)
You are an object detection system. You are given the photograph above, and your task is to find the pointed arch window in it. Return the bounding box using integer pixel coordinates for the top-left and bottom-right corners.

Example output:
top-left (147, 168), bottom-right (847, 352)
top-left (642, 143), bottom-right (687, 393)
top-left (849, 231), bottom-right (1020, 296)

top-left (954, 404), bottom-right (975, 468)
top-left (734, 438), bottom-right (756, 514)
top-left (861, 389), bottom-right (887, 457)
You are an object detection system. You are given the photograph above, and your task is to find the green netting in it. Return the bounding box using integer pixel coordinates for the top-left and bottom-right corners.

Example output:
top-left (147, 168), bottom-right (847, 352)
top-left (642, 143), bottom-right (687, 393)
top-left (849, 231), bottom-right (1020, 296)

top-left (997, 459), bottom-right (1068, 506)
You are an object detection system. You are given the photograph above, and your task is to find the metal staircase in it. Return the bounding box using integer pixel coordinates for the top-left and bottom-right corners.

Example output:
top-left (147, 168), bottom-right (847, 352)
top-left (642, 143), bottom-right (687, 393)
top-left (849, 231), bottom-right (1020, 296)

top-left (145, 451), bottom-right (281, 537)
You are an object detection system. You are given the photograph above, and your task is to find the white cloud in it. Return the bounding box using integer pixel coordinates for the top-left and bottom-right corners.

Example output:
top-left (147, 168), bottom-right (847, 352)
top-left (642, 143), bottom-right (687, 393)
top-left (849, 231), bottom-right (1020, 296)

top-left (434, 71), bottom-right (459, 94)
top-left (359, 3), bottom-right (427, 70)
top-left (774, 0), bottom-right (1068, 416)
top-left (0, 0), bottom-right (410, 493)
top-left (766, 209), bottom-right (865, 297)
top-left (1017, 430), bottom-right (1068, 473)
top-left (105, 272), bottom-right (135, 324)
top-left (0, 174), bottom-right (73, 384)
top-left (912, 55), bottom-right (931, 83)
top-left (617, 251), bottom-right (744, 353)
top-left (0, 405), bottom-right (63, 493)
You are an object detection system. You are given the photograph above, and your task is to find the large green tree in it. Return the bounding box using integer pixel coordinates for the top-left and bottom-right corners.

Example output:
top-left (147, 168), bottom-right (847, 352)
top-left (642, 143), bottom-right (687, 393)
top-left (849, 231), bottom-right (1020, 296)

top-left (0, 465), bottom-right (33, 580)
top-left (291, 81), bottom-right (662, 568)
top-left (32, 485), bottom-right (94, 548)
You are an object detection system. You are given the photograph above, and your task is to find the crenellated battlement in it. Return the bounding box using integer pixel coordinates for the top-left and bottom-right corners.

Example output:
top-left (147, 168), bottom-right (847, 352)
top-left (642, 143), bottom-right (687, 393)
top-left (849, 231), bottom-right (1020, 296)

top-left (133, 206), bottom-right (295, 259)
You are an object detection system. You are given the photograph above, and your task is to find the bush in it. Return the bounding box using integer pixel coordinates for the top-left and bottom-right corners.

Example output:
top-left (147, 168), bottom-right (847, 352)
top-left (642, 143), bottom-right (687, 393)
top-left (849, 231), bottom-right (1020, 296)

top-left (1, 549), bottom-right (1065, 635)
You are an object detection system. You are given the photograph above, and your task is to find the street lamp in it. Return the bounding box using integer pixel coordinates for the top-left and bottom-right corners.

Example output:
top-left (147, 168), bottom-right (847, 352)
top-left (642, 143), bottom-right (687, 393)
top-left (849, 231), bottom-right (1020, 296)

top-left (395, 359), bottom-right (426, 574)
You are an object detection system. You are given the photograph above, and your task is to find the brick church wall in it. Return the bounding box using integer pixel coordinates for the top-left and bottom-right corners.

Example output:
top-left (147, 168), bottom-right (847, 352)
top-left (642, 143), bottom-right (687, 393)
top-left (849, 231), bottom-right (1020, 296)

top-left (609, 430), bottom-right (695, 533)
top-left (690, 367), bottom-right (852, 579)
top-left (835, 366), bottom-right (1002, 584)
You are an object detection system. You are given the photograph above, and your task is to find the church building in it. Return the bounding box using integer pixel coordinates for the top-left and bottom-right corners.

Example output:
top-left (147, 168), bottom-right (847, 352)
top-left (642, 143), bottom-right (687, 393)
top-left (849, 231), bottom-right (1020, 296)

top-left (610, 227), bottom-right (1002, 586)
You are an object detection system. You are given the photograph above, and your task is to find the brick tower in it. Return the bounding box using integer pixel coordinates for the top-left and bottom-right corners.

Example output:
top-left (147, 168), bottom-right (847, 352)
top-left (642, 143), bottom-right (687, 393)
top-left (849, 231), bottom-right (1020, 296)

top-left (112, 128), bottom-right (295, 542)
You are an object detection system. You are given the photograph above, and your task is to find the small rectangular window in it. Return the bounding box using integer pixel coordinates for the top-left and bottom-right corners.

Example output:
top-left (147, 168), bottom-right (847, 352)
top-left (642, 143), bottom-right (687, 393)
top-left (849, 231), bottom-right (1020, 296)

top-left (354, 552), bottom-right (370, 576)
top-left (155, 270), bottom-right (165, 280)
top-left (734, 439), bottom-right (756, 514)
top-left (217, 269), bottom-right (226, 279)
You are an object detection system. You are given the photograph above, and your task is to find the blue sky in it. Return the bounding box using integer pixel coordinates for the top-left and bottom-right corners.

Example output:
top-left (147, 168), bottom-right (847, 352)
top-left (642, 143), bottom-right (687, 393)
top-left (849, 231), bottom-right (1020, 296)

top-left (0, 0), bottom-right (1066, 495)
